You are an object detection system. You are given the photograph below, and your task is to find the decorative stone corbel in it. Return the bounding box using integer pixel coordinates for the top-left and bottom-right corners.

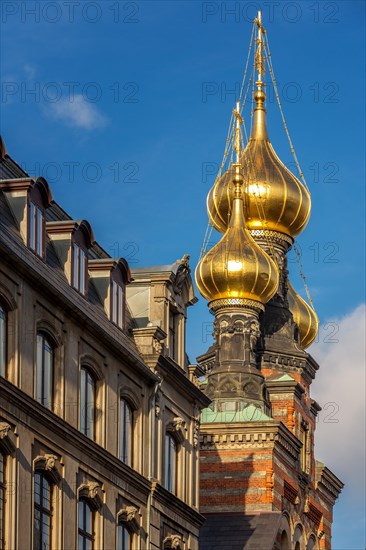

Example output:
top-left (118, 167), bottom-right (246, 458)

top-left (0, 422), bottom-right (16, 454)
top-left (118, 505), bottom-right (140, 534)
top-left (167, 417), bottom-right (186, 444)
top-left (34, 454), bottom-right (62, 484)
top-left (78, 482), bottom-right (103, 510)
top-left (163, 534), bottom-right (183, 549)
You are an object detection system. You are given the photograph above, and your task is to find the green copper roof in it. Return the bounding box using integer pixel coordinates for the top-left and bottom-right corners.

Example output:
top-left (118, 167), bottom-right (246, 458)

top-left (272, 373), bottom-right (295, 382)
top-left (201, 404), bottom-right (273, 424)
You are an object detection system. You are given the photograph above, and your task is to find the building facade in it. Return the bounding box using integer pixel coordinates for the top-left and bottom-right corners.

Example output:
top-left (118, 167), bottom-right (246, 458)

top-left (0, 137), bottom-right (209, 550)
top-left (196, 13), bottom-right (343, 550)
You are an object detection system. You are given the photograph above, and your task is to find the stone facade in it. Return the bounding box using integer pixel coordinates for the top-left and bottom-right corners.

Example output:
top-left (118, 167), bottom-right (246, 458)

top-left (0, 141), bottom-right (209, 550)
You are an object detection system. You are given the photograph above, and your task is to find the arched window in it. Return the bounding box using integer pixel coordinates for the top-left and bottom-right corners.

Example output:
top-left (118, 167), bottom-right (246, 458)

top-left (0, 452), bottom-right (5, 550)
top-left (80, 367), bottom-right (96, 439)
top-left (78, 499), bottom-right (94, 549)
top-left (33, 471), bottom-right (53, 550)
top-left (294, 543), bottom-right (301, 550)
top-left (36, 333), bottom-right (54, 409)
top-left (119, 399), bottom-right (132, 466)
top-left (117, 523), bottom-right (131, 550)
top-left (164, 433), bottom-right (177, 494)
top-left (280, 530), bottom-right (290, 550)
top-left (0, 304), bottom-right (6, 378)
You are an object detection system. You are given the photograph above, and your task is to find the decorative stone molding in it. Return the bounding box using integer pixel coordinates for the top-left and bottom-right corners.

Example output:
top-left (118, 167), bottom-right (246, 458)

top-left (78, 482), bottom-right (103, 510)
top-left (163, 534), bottom-right (183, 549)
top-left (0, 422), bottom-right (16, 454)
top-left (117, 505), bottom-right (140, 533)
top-left (167, 417), bottom-right (186, 444)
top-left (34, 454), bottom-right (62, 484)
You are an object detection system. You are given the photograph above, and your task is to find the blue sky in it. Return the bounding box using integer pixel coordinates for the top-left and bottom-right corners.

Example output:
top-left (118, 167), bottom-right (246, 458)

top-left (1, 1), bottom-right (365, 547)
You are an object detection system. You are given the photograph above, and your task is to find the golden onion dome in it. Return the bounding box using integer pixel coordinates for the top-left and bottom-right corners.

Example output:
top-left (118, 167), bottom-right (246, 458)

top-left (287, 280), bottom-right (318, 348)
top-left (196, 177), bottom-right (279, 305)
top-left (207, 89), bottom-right (311, 238)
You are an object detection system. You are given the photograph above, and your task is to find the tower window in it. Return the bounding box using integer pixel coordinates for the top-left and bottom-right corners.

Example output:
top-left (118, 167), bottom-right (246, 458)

top-left (164, 433), bottom-right (177, 494)
top-left (36, 333), bottom-right (54, 409)
top-left (119, 398), bottom-right (132, 466)
top-left (111, 280), bottom-right (124, 329)
top-left (80, 367), bottom-right (96, 440)
top-left (73, 243), bottom-right (87, 295)
top-left (33, 471), bottom-right (52, 550)
top-left (169, 309), bottom-right (179, 362)
top-left (29, 202), bottom-right (45, 258)
top-left (0, 305), bottom-right (6, 378)
top-left (78, 499), bottom-right (94, 550)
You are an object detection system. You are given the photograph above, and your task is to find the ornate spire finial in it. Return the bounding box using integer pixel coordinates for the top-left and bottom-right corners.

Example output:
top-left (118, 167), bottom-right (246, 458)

top-left (254, 11), bottom-right (266, 85)
top-left (232, 101), bottom-right (244, 198)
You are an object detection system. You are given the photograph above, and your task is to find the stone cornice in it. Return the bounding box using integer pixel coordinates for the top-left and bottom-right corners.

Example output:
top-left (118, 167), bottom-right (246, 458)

top-left (0, 227), bottom-right (158, 386)
top-left (315, 461), bottom-right (344, 504)
top-left (200, 421), bottom-right (301, 461)
top-left (151, 481), bottom-right (205, 529)
top-left (266, 379), bottom-right (305, 400)
top-left (0, 378), bottom-right (152, 500)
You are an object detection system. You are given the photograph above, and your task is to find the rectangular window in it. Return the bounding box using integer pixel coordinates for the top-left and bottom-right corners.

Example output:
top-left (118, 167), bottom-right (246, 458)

top-left (73, 244), bottom-right (87, 295)
top-left (169, 310), bottom-right (179, 361)
top-left (33, 472), bottom-right (52, 550)
top-left (36, 334), bottom-right (54, 409)
top-left (117, 524), bottom-right (131, 550)
top-left (29, 203), bottom-right (44, 258)
top-left (164, 433), bottom-right (177, 494)
top-left (0, 305), bottom-right (6, 378)
top-left (80, 368), bottom-right (95, 440)
top-left (119, 399), bottom-right (132, 465)
top-left (78, 500), bottom-right (94, 550)
top-left (111, 280), bottom-right (124, 329)
top-left (0, 454), bottom-right (5, 550)
top-left (300, 426), bottom-right (307, 471)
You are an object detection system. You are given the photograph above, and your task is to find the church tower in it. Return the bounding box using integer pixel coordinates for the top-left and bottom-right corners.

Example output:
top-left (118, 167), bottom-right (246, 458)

top-left (196, 13), bottom-right (343, 550)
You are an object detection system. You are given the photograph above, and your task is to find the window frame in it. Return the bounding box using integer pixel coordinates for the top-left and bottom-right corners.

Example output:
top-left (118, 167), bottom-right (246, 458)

top-left (72, 243), bottom-right (88, 296)
top-left (119, 398), bottom-right (133, 466)
top-left (36, 332), bottom-right (54, 409)
top-left (0, 304), bottom-right (6, 379)
top-left (164, 432), bottom-right (178, 494)
top-left (28, 201), bottom-right (45, 259)
top-left (33, 470), bottom-right (53, 550)
top-left (117, 522), bottom-right (132, 550)
top-left (79, 367), bottom-right (96, 440)
top-left (111, 279), bottom-right (125, 330)
top-left (78, 498), bottom-right (95, 550)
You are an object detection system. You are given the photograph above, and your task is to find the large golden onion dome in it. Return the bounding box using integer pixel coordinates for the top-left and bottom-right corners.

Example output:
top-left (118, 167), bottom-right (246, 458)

top-left (207, 88), bottom-right (311, 238)
top-left (196, 172), bottom-right (279, 305)
top-left (287, 280), bottom-right (318, 348)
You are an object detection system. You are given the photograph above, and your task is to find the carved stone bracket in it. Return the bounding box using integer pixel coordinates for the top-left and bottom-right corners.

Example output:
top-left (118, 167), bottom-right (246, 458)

top-left (34, 454), bottom-right (62, 484)
top-left (118, 505), bottom-right (140, 534)
top-left (78, 482), bottom-right (103, 510)
top-left (167, 417), bottom-right (186, 444)
top-left (0, 422), bottom-right (16, 455)
top-left (163, 534), bottom-right (183, 549)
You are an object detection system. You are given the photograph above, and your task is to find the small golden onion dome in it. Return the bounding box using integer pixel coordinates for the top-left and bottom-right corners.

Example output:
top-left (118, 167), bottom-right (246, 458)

top-left (207, 90), bottom-right (311, 238)
top-left (287, 280), bottom-right (318, 348)
top-left (196, 181), bottom-right (279, 304)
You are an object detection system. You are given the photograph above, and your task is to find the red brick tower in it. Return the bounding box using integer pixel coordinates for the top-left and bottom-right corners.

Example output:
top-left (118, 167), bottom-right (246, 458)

top-left (196, 12), bottom-right (343, 550)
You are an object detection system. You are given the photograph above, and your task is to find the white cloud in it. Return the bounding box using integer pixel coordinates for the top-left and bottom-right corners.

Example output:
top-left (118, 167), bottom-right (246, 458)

top-left (47, 94), bottom-right (107, 130)
top-left (310, 304), bottom-right (365, 499)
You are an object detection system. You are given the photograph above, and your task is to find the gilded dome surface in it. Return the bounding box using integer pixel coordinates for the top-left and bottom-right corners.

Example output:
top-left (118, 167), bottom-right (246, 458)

top-left (207, 99), bottom-right (311, 238)
top-left (287, 280), bottom-right (318, 348)
top-left (196, 186), bottom-right (279, 305)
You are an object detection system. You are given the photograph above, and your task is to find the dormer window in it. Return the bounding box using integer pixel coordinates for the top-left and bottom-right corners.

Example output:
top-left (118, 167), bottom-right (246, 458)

top-left (73, 243), bottom-right (87, 295)
top-left (29, 202), bottom-right (44, 257)
top-left (111, 279), bottom-right (125, 329)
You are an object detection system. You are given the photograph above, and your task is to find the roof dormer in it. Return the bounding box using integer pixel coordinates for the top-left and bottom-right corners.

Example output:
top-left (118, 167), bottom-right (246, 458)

top-left (0, 176), bottom-right (52, 259)
top-left (89, 258), bottom-right (132, 329)
top-left (46, 219), bottom-right (95, 296)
